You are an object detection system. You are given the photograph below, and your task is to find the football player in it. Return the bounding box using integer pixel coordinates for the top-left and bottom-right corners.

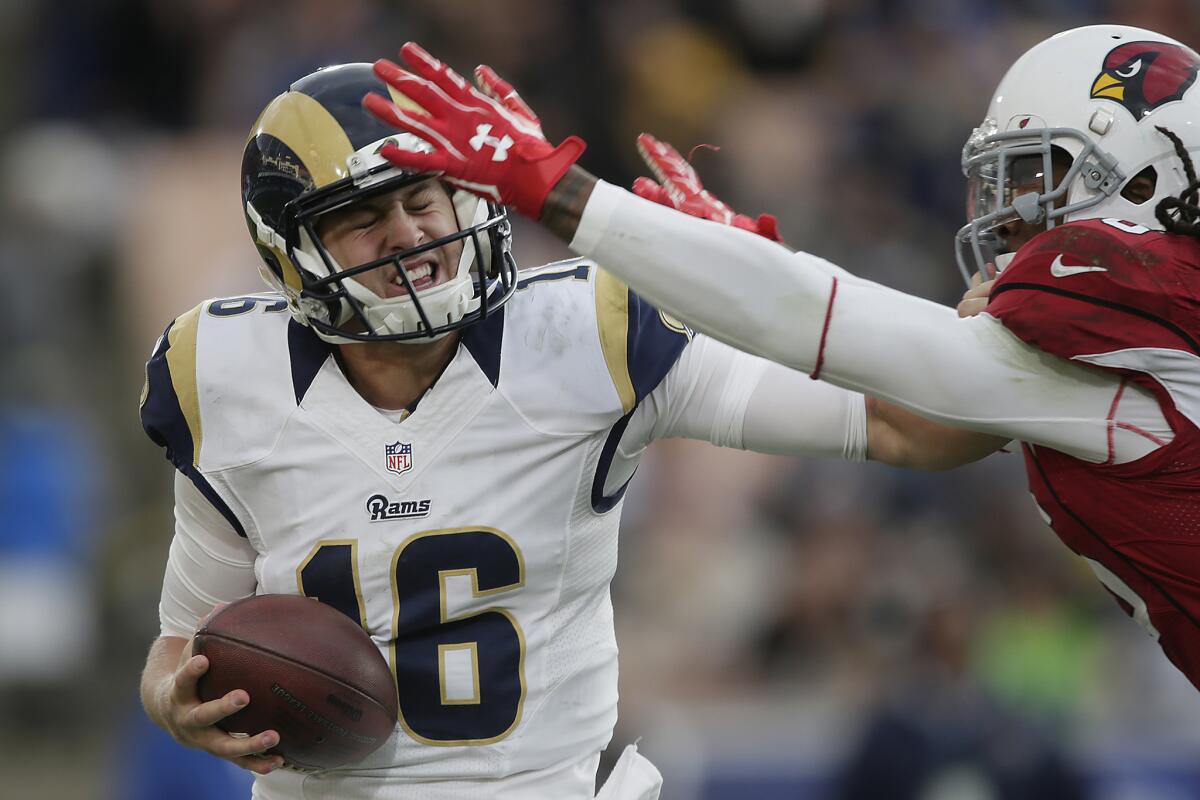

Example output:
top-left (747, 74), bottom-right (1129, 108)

top-left (364, 25), bottom-right (1200, 694)
top-left (137, 64), bottom-right (992, 799)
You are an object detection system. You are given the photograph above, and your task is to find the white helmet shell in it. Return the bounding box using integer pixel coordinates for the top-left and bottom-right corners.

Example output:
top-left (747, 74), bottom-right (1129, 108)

top-left (955, 25), bottom-right (1200, 281)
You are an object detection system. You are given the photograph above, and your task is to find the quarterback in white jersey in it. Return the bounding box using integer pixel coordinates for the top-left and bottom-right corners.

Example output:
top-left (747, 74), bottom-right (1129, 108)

top-left (138, 63), bottom-right (990, 800)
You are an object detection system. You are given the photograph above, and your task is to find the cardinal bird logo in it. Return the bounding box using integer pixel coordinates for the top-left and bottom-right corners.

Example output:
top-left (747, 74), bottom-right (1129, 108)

top-left (1091, 41), bottom-right (1200, 119)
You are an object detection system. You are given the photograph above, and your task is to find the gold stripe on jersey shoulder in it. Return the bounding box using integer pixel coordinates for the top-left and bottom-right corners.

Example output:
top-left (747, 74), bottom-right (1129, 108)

top-left (165, 302), bottom-right (204, 466)
top-left (595, 268), bottom-right (635, 414)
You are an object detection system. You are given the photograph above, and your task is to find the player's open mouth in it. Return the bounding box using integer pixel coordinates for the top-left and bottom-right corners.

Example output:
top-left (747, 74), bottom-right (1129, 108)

top-left (389, 259), bottom-right (440, 297)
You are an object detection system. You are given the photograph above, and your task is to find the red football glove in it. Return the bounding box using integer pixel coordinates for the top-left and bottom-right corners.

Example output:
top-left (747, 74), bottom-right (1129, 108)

top-left (363, 42), bottom-right (586, 219)
top-left (632, 133), bottom-right (782, 243)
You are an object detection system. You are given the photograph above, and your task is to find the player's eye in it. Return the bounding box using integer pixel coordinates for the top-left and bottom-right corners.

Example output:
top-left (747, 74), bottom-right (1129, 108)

top-left (350, 212), bottom-right (381, 230)
top-left (406, 193), bottom-right (434, 213)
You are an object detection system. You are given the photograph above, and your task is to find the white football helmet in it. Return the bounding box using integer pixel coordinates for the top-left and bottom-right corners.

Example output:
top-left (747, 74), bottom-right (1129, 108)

top-left (956, 25), bottom-right (1200, 283)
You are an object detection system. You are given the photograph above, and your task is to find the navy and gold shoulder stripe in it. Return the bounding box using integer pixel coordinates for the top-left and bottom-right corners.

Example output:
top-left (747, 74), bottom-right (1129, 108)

top-left (591, 268), bottom-right (692, 513)
top-left (141, 305), bottom-right (247, 537)
top-left (595, 268), bottom-right (692, 414)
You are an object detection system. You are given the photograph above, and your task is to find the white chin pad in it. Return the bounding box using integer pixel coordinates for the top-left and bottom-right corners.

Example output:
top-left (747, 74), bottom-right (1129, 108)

top-left (454, 191), bottom-right (491, 276)
top-left (339, 237), bottom-right (482, 339)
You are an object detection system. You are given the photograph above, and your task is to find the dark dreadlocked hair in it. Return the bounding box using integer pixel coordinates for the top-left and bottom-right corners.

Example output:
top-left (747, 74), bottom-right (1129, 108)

top-left (1155, 125), bottom-right (1200, 239)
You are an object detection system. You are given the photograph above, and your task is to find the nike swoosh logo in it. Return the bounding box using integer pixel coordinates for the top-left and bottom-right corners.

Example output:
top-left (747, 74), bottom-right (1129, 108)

top-left (1050, 254), bottom-right (1108, 277)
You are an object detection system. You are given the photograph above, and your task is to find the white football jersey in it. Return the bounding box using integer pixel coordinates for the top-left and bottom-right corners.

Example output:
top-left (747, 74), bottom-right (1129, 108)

top-left (140, 260), bottom-right (693, 795)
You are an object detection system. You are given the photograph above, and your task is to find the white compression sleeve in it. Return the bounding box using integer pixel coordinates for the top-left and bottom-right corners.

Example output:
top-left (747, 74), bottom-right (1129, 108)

top-left (572, 181), bottom-right (1170, 464)
top-left (609, 336), bottom-right (868, 494)
top-left (158, 472), bottom-right (258, 638)
top-left (740, 361), bottom-right (868, 461)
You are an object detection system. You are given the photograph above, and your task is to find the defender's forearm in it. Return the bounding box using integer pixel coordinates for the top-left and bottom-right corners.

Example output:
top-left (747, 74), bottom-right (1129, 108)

top-left (541, 165), bottom-right (598, 242)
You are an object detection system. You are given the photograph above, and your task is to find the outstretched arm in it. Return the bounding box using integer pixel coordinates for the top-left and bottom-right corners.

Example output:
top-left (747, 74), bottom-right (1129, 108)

top-left (623, 135), bottom-right (1006, 470)
top-left (564, 178), bottom-right (1138, 463)
top-left (363, 44), bottom-right (1158, 465)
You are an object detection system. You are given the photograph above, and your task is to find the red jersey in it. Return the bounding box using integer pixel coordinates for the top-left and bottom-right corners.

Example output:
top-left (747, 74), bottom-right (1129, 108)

top-left (986, 217), bottom-right (1200, 691)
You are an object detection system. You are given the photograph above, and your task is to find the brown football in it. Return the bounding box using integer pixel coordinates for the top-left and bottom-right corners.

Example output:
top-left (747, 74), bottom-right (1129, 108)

top-left (194, 594), bottom-right (398, 771)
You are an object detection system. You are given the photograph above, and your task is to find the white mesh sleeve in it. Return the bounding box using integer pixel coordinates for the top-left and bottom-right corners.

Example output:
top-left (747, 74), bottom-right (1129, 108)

top-left (632, 335), bottom-right (769, 449)
top-left (158, 472), bottom-right (258, 638)
top-left (572, 181), bottom-right (1169, 464)
top-left (608, 335), bottom-right (868, 494)
top-left (740, 361), bottom-right (868, 461)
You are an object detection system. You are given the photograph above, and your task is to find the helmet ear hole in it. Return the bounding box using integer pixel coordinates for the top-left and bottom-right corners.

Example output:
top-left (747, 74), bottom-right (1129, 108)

top-left (1050, 145), bottom-right (1074, 171)
top-left (1121, 165), bottom-right (1158, 204)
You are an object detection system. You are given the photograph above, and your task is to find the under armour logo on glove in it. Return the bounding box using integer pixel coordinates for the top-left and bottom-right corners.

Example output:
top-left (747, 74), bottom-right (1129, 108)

top-left (363, 42), bottom-right (586, 219)
top-left (469, 124), bottom-right (514, 161)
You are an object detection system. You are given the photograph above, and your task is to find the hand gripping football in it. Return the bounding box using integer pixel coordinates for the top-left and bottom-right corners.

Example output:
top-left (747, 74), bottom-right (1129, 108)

top-left (195, 594), bottom-right (398, 771)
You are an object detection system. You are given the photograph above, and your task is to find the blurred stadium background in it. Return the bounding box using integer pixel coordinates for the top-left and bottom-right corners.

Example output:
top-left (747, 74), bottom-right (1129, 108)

top-left (2, 0), bottom-right (1199, 798)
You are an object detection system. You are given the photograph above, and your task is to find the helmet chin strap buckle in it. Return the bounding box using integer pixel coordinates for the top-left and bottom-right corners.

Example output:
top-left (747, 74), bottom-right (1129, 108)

top-left (299, 297), bottom-right (330, 324)
top-left (1012, 192), bottom-right (1044, 223)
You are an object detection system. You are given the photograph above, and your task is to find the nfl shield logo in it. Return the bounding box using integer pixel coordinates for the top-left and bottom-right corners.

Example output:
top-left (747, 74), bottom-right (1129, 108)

top-left (385, 441), bottom-right (413, 476)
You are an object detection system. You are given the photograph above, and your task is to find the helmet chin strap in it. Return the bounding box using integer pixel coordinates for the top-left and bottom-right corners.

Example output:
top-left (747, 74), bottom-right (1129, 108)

top-left (453, 191), bottom-right (492, 272)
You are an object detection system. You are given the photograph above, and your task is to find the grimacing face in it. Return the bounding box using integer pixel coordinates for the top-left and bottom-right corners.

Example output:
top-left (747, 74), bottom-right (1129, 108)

top-left (315, 178), bottom-right (465, 300)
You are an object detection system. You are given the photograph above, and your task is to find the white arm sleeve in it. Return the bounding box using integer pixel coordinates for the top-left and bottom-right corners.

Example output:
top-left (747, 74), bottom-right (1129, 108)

top-left (606, 336), bottom-right (868, 494)
top-left (739, 360), bottom-right (869, 461)
top-left (573, 180), bottom-right (1171, 464)
top-left (158, 472), bottom-right (258, 638)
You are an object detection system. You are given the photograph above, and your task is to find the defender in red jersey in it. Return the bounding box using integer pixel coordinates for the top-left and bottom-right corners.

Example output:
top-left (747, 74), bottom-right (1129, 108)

top-left (986, 217), bottom-right (1200, 681)
top-left (363, 24), bottom-right (1200, 691)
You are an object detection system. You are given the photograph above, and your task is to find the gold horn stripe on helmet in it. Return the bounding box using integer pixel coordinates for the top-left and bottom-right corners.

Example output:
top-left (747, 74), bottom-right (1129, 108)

top-left (266, 239), bottom-right (304, 291)
top-left (252, 91), bottom-right (355, 188)
top-left (386, 83), bottom-right (427, 114)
